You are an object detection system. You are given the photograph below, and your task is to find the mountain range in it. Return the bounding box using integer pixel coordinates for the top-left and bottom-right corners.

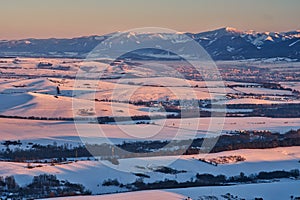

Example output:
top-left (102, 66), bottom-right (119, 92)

top-left (0, 27), bottom-right (299, 61)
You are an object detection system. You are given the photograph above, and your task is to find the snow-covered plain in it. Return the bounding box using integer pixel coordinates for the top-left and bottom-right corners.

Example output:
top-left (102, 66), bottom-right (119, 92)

top-left (0, 117), bottom-right (299, 146)
top-left (43, 180), bottom-right (300, 200)
top-left (0, 58), bottom-right (300, 199)
top-left (280, 82), bottom-right (300, 91)
top-left (0, 91), bottom-right (159, 118)
top-left (1, 147), bottom-right (299, 196)
top-left (1, 58), bottom-right (299, 108)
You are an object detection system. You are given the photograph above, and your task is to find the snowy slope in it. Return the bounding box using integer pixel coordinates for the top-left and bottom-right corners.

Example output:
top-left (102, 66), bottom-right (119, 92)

top-left (42, 180), bottom-right (300, 200)
top-left (1, 147), bottom-right (299, 195)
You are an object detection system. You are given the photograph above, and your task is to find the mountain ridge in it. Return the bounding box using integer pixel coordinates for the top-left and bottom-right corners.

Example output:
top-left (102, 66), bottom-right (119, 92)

top-left (0, 27), bottom-right (299, 61)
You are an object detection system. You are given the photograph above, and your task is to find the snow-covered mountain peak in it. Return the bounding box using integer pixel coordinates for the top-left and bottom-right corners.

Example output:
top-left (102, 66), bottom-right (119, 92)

top-left (224, 26), bottom-right (242, 33)
top-left (0, 27), bottom-right (299, 61)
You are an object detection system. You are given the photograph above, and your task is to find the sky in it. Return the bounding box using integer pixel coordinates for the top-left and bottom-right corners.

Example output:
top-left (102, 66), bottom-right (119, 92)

top-left (0, 0), bottom-right (299, 40)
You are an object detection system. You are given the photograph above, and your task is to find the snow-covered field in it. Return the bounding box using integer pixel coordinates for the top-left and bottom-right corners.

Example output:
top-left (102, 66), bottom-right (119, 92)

top-left (280, 82), bottom-right (300, 91)
top-left (1, 58), bottom-right (299, 107)
top-left (1, 147), bottom-right (299, 196)
top-left (0, 147), bottom-right (300, 199)
top-left (234, 86), bottom-right (293, 96)
top-left (0, 92), bottom-right (160, 118)
top-left (43, 180), bottom-right (300, 200)
top-left (0, 117), bottom-right (299, 146)
top-left (0, 58), bottom-right (300, 199)
top-left (0, 76), bottom-right (225, 104)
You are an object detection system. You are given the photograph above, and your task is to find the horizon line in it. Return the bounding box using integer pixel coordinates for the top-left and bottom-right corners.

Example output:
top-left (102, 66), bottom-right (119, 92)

top-left (1, 26), bottom-right (300, 41)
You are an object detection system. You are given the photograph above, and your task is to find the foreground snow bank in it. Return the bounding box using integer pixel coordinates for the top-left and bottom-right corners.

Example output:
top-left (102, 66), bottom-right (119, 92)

top-left (43, 180), bottom-right (300, 200)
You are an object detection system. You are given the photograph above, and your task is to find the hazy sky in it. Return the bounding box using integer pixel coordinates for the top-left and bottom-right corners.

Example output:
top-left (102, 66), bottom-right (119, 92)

top-left (0, 0), bottom-right (299, 39)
